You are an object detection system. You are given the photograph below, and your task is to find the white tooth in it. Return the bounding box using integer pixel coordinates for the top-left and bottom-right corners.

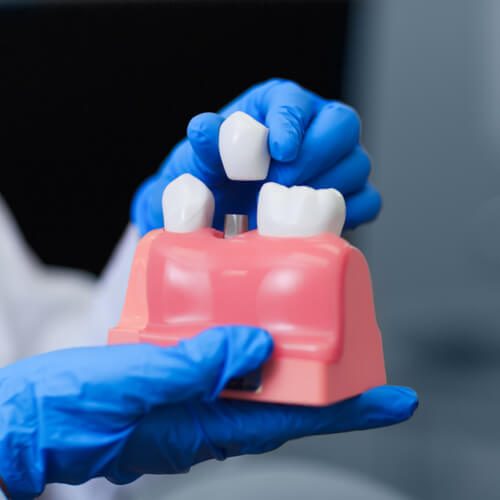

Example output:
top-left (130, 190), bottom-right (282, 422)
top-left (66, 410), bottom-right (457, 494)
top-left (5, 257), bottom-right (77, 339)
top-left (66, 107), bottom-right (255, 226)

top-left (257, 182), bottom-right (346, 237)
top-left (162, 174), bottom-right (214, 232)
top-left (218, 111), bottom-right (270, 181)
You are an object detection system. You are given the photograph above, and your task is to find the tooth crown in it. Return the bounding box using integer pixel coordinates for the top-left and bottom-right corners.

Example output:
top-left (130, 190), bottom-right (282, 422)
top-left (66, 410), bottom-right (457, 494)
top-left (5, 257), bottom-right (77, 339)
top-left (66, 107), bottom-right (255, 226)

top-left (162, 173), bottom-right (215, 233)
top-left (257, 182), bottom-right (346, 238)
top-left (218, 111), bottom-right (271, 181)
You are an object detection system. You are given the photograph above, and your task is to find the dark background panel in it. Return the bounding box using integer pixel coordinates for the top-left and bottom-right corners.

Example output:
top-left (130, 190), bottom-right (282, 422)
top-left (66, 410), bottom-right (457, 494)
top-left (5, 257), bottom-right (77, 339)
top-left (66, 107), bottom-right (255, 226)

top-left (0, 2), bottom-right (349, 274)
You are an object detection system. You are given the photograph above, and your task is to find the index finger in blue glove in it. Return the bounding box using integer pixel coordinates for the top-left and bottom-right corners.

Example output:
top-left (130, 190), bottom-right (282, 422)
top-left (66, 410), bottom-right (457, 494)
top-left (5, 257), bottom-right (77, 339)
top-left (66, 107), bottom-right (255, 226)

top-left (187, 112), bottom-right (225, 179)
top-left (267, 101), bottom-right (361, 186)
top-left (262, 81), bottom-right (320, 162)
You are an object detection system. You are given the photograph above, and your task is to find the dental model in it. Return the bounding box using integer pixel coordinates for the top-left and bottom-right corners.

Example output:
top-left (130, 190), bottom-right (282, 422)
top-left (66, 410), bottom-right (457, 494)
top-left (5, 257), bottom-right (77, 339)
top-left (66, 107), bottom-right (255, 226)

top-left (109, 115), bottom-right (386, 406)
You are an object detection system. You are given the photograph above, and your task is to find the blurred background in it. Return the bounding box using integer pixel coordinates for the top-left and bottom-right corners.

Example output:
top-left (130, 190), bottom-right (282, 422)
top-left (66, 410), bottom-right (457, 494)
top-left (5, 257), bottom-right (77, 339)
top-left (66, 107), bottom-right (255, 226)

top-left (1, 0), bottom-right (500, 499)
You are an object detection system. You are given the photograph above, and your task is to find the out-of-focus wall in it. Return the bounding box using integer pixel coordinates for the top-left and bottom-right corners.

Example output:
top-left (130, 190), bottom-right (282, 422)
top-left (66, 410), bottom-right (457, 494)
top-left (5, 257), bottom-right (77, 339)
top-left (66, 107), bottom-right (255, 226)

top-left (324, 0), bottom-right (500, 498)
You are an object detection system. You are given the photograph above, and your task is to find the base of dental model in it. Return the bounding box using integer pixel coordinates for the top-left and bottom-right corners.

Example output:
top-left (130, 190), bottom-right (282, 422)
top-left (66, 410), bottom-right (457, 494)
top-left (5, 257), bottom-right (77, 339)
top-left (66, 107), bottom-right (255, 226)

top-left (109, 172), bottom-right (386, 406)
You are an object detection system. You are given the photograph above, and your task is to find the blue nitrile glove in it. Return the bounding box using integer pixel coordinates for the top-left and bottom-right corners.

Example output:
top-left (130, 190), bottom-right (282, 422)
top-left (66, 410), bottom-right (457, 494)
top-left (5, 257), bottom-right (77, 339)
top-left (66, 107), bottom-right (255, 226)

top-left (132, 79), bottom-right (381, 236)
top-left (0, 327), bottom-right (418, 498)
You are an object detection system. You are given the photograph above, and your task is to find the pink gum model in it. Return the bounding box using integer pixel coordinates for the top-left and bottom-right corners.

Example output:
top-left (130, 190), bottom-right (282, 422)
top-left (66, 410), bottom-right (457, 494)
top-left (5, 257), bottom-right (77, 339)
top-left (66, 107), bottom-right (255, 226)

top-left (108, 228), bottom-right (387, 406)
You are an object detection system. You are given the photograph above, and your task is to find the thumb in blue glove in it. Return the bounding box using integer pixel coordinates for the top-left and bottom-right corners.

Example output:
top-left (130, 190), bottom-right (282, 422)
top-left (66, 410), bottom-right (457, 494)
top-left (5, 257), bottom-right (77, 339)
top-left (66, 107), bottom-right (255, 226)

top-left (0, 326), bottom-right (417, 498)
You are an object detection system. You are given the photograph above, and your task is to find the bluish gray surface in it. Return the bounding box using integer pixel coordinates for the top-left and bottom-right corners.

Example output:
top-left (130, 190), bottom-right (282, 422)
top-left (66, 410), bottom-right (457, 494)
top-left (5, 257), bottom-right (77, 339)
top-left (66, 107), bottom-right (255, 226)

top-left (328, 1), bottom-right (500, 498)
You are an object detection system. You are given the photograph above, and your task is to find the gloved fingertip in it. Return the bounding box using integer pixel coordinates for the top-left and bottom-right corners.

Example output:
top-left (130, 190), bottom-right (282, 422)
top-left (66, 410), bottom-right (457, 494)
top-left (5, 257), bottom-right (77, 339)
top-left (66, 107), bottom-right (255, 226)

top-left (391, 386), bottom-right (419, 420)
top-left (201, 326), bottom-right (274, 400)
top-left (365, 188), bottom-right (383, 219)
top-left (187, 112), bottom-right (223, 146)
top-left (344, 185), bottom-right (382, 229)
top-left (321, 102), bottom-right (361, 143)
top-left (220, 325), bottom-right (274, 376)
top-left (248, 327), bottom-right (275, 361)
top-left (169, 326), bottom-right (274, 402)
top-left (266, 101), bottom-right (307, 162)
top-left (360, 385), bottom-right (419, 427)
top-left (269, 136), bottom-right (300, 163)
top-left (187, 113), bottom-right (225, 171)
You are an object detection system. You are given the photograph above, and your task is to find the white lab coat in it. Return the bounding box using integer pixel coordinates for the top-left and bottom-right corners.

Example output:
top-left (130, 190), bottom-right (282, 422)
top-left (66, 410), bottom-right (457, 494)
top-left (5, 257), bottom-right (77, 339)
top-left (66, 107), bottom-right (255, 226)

top-left (0, 195), bottom-right (136, 364)
top-left (0, 195), bottom-right (409, 500)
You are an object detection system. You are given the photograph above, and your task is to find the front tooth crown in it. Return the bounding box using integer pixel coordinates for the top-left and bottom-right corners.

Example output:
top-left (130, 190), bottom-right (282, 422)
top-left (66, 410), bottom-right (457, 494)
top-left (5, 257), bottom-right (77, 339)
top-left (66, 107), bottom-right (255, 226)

top-left (218, 111), bottom-right (271, 181)
top-left (257, 182), bottom-right (346, 237)
top-left (162, 174), bottom-right (215, 233)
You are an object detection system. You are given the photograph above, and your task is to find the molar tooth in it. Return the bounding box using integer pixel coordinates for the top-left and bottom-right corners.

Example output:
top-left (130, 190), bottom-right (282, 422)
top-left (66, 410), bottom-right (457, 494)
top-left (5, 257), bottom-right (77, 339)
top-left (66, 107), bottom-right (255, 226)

top-left (257, 182), bottom-right (346, 237)
top-left (218, 111), bottom-right (271, 181)
top-left (162, 174), bottom-right (214, 233)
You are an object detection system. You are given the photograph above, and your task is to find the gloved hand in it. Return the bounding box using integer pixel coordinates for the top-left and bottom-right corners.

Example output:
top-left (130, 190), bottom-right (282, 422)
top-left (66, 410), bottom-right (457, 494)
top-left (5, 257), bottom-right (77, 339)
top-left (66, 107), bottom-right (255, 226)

top-left (0, 327), bottom-right (417, 499)
top-left (132, 79), bottom-right (381, 236)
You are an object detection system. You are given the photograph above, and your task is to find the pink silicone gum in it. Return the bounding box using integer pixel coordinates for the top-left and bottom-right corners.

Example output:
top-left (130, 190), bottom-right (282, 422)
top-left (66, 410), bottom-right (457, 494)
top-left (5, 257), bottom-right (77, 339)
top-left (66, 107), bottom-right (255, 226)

top-left (108, 228), bottom-right (386, 406)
